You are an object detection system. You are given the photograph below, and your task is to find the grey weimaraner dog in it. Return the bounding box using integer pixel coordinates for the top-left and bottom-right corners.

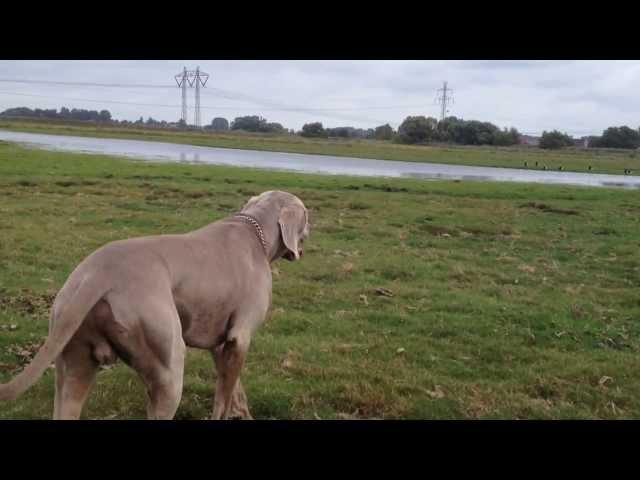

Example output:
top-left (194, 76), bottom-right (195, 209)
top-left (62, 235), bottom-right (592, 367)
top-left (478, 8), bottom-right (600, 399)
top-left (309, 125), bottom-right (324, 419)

top-left (0, 190), bottom-right (310, 420)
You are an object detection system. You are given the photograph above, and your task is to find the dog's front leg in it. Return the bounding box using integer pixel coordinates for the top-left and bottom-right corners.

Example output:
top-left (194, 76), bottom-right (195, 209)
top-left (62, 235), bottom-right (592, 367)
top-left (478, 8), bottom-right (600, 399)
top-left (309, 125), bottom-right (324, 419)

top-left (230, 380), bottom-right (253, 420)
top-left (211, 332), bottom-right (252, 420)
top-left (211, 346), bottom-right (253, 419)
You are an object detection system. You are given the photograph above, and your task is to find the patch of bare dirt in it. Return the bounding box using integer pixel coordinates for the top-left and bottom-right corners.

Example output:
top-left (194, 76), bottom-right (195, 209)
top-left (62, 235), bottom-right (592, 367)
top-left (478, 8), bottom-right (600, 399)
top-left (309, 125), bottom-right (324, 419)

top-left (0, 289), bottom-right (56, 318)
top-left (519, 202), bottom-right (580, 216)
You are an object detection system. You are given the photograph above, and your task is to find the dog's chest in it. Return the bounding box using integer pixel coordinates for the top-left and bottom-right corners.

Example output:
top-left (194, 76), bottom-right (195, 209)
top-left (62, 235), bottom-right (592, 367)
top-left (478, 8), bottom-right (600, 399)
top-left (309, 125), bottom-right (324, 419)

top-left (174, 296), bottom-right (233, 349)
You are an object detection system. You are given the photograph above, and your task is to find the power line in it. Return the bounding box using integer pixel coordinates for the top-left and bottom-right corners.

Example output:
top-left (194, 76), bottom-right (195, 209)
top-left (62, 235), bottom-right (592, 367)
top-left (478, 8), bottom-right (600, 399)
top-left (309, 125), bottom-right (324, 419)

top-left (0, 90), bottom-right (392, 111)
top-left (0, 90), bottom-right (603, 136)
top-left (0, 90), bottom-right (390, 126)
top-left (202, 91), bottom-right (417, 111)
top-left (0, 78), bottom-right (174, 89)
top-left (0, 91), bottom-right (184, 109)
top-left (0, 77), bottom-right (392, 125)
top-left (0, 77), bottom-right (405, 111)
top-left (200, 87), bottom-right (388, 125)
top-left (1, 77), bottom-right (604, 134)
top-left (0, 90), bottom-right (394, 112)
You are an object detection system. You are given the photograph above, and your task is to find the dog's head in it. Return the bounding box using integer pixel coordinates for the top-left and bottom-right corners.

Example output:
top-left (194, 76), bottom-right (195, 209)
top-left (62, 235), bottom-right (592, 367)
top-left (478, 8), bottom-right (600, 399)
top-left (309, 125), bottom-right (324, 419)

top-left (241, 191), bottom-right (310, 261)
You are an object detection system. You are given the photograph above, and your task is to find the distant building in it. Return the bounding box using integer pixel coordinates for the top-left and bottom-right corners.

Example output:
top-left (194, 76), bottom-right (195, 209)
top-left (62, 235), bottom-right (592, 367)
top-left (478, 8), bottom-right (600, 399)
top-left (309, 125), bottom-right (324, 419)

top-left (519, 135), bottom-right (540, 146)
top-left (574, 137), bottom-right (590, 149)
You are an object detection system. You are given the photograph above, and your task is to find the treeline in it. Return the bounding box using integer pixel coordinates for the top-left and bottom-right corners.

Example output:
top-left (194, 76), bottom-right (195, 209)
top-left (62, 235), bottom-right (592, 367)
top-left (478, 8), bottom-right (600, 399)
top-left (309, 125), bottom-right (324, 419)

top-left (121, 116), bottom-right (170, 127)
top-left (0, 108), bottom-right (175, 128)
top-left (230, 116), bottom-right (286, 134)
top-left (206, 114), bottom-right (640, 150)
top-left (298, 116), bottom-right (521, 146)
top-left (590, 126), bottom-right (640, 149)
top-left (0, 106), bottom-right (112, 122)
top-left (539, 126), bottom-right (640, 150)
top-left (207, 117), bottom-right (393, 140)
top-left (396, 116), bottom-right (520, 146)
top-left (3, 106), bottom-right (639, 150)
top-left (297, 122), bottom-right (375, 139)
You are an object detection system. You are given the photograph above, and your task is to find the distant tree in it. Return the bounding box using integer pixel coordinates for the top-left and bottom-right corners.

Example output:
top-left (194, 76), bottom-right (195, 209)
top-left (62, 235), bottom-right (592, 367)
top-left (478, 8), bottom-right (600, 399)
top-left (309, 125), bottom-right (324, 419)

top-left (99, 110), bottom-right (112, 122)
top-left (434, 117), bottom-right (503, 145)
top-left (453, 120), bottom-right (496, 145)
top-left (231, 115), bottom-right (267, 132)
top-left (374, 124), bottom-right (394, 140)
top-left (539, 130), bottom-right (574, 149)
top-left (326, 126), bottom-right (353, 138)
top-left (435, 116), bottom-right (459, 142)
top-left (492, 127), bottom-right (520, 146)
top-left (596, 126), bottom-right (640, 149)
top-left (0, 106), bottom-right (113, 123)
top-left (210, 117), bottom-right (229, 131)
top-left (39, 108), bottom-right (58, 119)
top-left (177, 118), bottom-right (187, 129)
top-left (301, 122), bottom-right (328, 138)
top-left (397, 116), bottom-right (438, 144)
top-left (264, 122), bottom-right (286, 134)
top-left (507, 127), bottom-right (521, 144)
top-left (229, 115), bottom-right (287, 133)
top-left (0, 107), bottom-right (35, 117)
top-left (331, 127), bottom-right (369, 138)
top-left (70, 108), bottom-right (96, 121)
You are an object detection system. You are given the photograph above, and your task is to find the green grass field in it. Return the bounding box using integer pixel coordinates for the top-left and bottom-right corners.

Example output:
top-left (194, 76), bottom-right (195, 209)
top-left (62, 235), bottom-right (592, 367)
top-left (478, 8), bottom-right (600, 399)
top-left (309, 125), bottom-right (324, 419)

top-left (1, 118), bottom-right (638, 176)
top-left (1, 140), bottom-right (639, 419)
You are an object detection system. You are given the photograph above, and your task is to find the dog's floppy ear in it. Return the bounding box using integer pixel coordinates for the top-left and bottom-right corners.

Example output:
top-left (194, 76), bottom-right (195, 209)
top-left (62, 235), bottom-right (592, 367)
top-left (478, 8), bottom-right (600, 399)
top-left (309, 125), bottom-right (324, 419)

top-left (278, 204), bottom-right (305, 260)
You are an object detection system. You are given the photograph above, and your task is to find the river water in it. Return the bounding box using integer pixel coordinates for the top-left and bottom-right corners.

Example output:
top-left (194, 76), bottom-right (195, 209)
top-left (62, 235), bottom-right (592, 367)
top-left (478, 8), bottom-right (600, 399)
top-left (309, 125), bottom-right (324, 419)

top-left (1, 130), bottom-right (638, 189)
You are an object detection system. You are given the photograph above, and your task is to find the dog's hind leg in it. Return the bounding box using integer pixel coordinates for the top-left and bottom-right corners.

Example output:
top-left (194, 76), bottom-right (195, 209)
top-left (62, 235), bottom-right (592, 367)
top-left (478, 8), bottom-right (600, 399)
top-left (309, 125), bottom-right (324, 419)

top-left (53, 299), bottom-right (119, 420)
top-left (142, 335), bottom-right (185, 420)
top-left (53, 338), bottom-right (99, 420)
top-left (105, 293), bottom-right (186, 420)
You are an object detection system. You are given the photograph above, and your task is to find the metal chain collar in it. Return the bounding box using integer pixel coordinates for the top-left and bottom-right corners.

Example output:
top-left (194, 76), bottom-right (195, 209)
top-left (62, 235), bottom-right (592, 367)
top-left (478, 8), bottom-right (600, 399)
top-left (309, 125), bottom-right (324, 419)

top-left (233, 213), bottom-right (268, 255)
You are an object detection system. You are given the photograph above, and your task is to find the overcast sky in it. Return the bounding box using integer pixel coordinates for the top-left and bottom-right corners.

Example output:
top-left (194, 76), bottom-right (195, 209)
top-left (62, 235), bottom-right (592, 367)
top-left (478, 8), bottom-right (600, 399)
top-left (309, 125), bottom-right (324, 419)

top-left (0, 60), bottom-right (638, 136)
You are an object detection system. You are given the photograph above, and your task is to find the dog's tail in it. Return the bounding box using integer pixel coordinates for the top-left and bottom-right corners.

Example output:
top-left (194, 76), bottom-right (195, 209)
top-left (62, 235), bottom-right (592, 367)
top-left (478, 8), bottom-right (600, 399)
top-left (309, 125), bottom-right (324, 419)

top-left (0, 272), bottom-right (109, 402)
